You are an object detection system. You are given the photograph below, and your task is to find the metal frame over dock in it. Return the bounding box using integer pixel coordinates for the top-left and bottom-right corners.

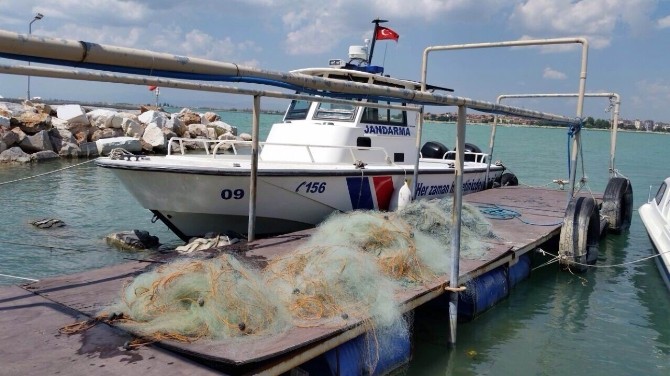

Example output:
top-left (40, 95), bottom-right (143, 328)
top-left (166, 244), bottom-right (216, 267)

top-left (0, 27), bottom-right (628, 375)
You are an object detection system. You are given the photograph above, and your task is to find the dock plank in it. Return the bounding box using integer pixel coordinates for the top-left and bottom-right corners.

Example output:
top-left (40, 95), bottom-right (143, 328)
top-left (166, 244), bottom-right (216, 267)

top-left (7, 186), bottom-right (579, 369)
top-left (0, 285), bottom-right (222, 375)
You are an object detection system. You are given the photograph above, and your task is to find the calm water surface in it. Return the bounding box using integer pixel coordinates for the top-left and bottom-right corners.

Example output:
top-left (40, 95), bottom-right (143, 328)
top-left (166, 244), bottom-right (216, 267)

top-left (1, 112), bottom-right (668, 375)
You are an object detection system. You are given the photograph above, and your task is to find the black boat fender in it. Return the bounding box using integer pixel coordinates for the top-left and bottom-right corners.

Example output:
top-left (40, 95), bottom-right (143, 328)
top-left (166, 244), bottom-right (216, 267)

top-left (499, 172), bottom-right (519, 187)
top-left (601, 177), bottom-right (633, 234)
top-left (559, 196), bottom-right (600, 273)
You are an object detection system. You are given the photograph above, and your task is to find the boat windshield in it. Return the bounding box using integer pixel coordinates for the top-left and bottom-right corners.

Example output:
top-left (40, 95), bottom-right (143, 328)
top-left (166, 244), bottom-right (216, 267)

top-left (362, 100), bottom-right (407, 126)
top-left (314, 102), bottom-right (357, 121)
top-left (655, 182), bottom-right (667, 205)
top-left (285, 100), bottom-right (310, 120)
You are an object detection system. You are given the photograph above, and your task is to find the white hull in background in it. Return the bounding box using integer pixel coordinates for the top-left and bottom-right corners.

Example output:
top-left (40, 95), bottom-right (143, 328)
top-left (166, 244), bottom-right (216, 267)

top-left (110, 165), bottom-right (502, 239)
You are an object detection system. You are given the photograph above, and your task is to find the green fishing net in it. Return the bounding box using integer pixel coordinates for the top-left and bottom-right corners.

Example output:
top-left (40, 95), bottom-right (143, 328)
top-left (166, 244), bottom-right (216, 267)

top-left (103, 197), bottom-right (493, 345)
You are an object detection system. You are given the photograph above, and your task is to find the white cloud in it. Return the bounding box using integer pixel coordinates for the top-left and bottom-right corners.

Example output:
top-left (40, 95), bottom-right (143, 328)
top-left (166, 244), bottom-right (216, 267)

top-left (657, 15), bottom-right (670, 29)
top-left (543, 67), bottom-right (567, 80)
top-left (509, 0), bottom-right (655, 49)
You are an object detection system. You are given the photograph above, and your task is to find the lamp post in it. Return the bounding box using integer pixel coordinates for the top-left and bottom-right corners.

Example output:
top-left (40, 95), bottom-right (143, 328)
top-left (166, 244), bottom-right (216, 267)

top-left (27, 12), bottom-right (44, 100)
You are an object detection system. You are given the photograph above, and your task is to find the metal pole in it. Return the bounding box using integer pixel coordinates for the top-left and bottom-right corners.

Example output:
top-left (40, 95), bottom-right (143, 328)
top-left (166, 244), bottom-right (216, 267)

top-left (568, 41), bottom-right (589, 198)
top-left (484, 110), bottom-right (500, 187)
top-left (448, 105), bottom-right (466, 346)
top-left (411, 106), bottom-right (424, 198)
top-left (609, 94), bottom-right (620, 177)
top-left (27, 13), bottom-right (43, 100)
top-left (247, 95), bottom-right (260, 241)
top-left (0, 30), bottom-right (574, 124)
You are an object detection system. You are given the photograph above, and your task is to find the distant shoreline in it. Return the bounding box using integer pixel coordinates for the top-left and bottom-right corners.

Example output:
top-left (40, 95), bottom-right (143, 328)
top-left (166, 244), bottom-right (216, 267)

top-left (2, 97), bottom-right (666, 135)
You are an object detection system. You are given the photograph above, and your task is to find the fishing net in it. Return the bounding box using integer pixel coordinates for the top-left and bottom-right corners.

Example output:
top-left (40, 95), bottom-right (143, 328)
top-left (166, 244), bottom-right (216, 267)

top-left (105, 254), bottom-right (290, 341)
top-left (99, 195), bottom-right (493, 355)
top-left (308, 212), bottom-right (435, 284)
top-left (264, 245), bottom-right (400, 328)
top-left (398, 197), bottom-right (494, 261)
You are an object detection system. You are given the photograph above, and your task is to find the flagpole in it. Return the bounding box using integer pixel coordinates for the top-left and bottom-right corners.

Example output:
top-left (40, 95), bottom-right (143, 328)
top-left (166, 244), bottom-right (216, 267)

top-left (155, 87), bottom-right (159, 107)
top-left (367, 18), bottom-right (388, 65)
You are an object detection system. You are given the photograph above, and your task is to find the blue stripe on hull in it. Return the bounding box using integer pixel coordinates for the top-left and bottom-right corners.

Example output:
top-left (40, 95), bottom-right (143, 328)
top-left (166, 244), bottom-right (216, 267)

top-left (346, 177), bottom-right (373, 210)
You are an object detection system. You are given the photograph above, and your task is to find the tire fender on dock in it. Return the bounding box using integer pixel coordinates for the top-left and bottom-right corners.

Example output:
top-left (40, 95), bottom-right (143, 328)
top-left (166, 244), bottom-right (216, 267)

top-left (559, 196), bottom-right (600, 273)
top-left (601, 177), bottom-right (633, 234)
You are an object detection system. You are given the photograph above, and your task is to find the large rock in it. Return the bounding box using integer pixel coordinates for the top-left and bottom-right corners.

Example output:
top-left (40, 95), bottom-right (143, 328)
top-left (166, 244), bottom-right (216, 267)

top-left (57, 104), bottom-right (89, 125)
top-left (66, 122), bottom-right (92, 143)
top-left (111, 112), bottom-right (138, 129)
top-left (0, 147), bottom-right (31, 163)
top-left (1, 129), bottom-right (19, 147)
top-left (31, 150), bottom-right (60, 162)
top-left (177, 111), bottom-right (201, 126)
top-left (0, 115), bottom-right (9, 129)
top-left (19, 130), bottom-right (54, 153)
top-left (142, 123), bottom-right (166, 149)
top-left (32, 103), bottom-right (54, 116)
top-left (106, 230), bottom-right (160, 251)
top-left (138, 110), bottom-right (168, 127)
top-left (0, 141), bottom-right (6, 154)
top-left (201, 111), bottom-right (220, 124)
top-left (0, 105), bottom-right (12, 118)
top-left (121, 118), bottom-right (144, 138)
top-left (14, 112), bottom-right (52, 134)
top-left (79, 142), bottom-right (99, 157)
top-left (49, 128), bottom-right (77, 154)
top-left (87, 109), bottom-right (117, 129)
top-left (58, 142), bottom-right (81, 157)
top-left (209, 120), bottom-right (237, 136)
top-left (96, 137), bottom-right (142, 155)
top-left (239, 133), bottom-right (252, 141)
top-left (187, 123), bottom-right (209, 138)
top-left (91, 128), bottom-right (124, 142)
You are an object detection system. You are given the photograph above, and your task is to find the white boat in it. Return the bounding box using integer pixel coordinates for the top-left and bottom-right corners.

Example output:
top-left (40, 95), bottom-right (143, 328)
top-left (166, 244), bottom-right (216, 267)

top-left (95, 63), bottom-right (506, 239)
top-left (639, 178), bottom-right (670, 290)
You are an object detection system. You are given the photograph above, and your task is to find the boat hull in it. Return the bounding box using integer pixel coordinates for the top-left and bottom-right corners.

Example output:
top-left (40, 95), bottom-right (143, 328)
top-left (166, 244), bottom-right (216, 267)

top-left (99, 159), bottom-right (503, 240)
top-left (639, 202), bottom-right (670, 291)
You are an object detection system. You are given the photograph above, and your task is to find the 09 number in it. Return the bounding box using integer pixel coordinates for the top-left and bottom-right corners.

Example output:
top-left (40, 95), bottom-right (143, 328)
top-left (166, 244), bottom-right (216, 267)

top-left (221, 188), bottom-right (245, 200)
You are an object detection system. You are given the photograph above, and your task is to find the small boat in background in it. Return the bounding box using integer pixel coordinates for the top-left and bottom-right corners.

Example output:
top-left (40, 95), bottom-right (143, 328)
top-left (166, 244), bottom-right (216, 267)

top-left (639, 177), bottom-right (670, 291)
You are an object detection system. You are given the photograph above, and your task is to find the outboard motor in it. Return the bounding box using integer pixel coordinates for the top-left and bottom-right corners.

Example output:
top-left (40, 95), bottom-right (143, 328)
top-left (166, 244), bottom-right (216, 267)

top-left (421, 141), bottom-right (449, 159)
top-left (463, 143), bottom-right (482, 162)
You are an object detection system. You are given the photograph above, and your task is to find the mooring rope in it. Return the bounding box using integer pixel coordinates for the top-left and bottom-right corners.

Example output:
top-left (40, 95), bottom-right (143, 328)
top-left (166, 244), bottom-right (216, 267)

top-left (0, 159), bottom-right (96, 186)
top-left (536, 248), bottom-right (670, 269)
top-left (0, 272), bottom-right (39, 282)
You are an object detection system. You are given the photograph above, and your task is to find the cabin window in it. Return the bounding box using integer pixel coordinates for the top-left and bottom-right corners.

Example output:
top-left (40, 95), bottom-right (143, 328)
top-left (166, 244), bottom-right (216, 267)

top-left (313, 102), bottom-right (357, 121)
top-left (284, 100), bottom-right (310, 120)
top-left (655, 182), bottom-right (667, 205)
top-left (361, 101), bottom-right (407, 126)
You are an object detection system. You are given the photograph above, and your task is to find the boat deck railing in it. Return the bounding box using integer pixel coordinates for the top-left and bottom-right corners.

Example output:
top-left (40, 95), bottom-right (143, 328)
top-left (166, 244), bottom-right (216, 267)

top-left (167, 137), bottom-right (392, 165)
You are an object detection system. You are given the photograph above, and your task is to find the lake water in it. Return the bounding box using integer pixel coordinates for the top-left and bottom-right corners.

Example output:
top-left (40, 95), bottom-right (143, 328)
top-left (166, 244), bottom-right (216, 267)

top-left (1, 111), bottom-right (668, 375)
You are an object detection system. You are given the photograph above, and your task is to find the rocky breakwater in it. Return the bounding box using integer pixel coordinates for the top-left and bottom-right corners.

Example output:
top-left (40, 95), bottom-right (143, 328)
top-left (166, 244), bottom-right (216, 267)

top-left (0, 101), bottom-right (240, 163)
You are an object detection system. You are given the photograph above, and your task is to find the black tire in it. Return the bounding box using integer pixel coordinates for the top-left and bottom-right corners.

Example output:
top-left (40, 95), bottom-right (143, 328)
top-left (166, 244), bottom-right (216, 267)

top-left (601, 177), bottom-right (633, 234)
top-left (559, 196), bottom-right (600, 273)
top-left (500, 172), bottom-right (518, 187)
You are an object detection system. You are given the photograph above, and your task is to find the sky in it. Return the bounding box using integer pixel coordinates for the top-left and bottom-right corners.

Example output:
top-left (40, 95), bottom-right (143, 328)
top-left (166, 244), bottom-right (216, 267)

top-left (1, 0), bottom-right (670, 122)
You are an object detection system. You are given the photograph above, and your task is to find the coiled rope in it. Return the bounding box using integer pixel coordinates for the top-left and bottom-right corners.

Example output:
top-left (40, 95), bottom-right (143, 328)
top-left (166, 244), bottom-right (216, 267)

top-left (478, 204), bottom-right (564, 226)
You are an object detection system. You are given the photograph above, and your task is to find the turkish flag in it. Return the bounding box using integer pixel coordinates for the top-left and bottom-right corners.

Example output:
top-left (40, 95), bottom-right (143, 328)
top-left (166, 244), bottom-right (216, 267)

top-left (148, 85), bottom-right (157, 91)
top-left (375, 26), bottom-right (399, 41)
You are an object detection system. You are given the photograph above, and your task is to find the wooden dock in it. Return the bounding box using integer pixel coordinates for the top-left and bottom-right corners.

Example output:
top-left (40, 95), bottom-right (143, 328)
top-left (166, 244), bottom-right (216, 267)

top-left (0, 186), bottom-right (586, 375)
